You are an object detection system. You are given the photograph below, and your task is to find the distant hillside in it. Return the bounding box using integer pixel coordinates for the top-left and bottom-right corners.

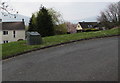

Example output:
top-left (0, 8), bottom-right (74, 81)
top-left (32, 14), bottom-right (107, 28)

top-left (2, 13), bottom-right (98, 25)
top-left (2, 13), bottom-right (30, 26)
top-left (71, 16), bottom-right (97, 24)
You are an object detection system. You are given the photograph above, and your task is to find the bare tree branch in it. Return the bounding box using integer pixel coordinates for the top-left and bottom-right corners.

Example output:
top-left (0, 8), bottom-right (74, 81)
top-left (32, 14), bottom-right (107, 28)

top-left (0, 1), bottom-right (18, 18)
top-left (97, 1), bottom-right (120, 29)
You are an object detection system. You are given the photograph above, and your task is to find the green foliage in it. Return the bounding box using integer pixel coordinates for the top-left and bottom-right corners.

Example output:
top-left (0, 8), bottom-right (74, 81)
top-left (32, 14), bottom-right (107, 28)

top-left (54, 23), bottom-right (67, 35)
top-left (25, 26), bottom-right (29, 31)
top-left (48, 8), bottom-right (64, 25)
top-left (0, 44), bottom-right (1, 58)
top-left (28, 6), bottom-right (66, 36)
top-left (47, 8), bottom-right (67, 35)
top-left (83, 28), bottom-right (99, 32)
top-left (28, 14), bottom-right (37, 31)
top-left (36, 6), bottom-right (55, 37)
top-left (2, 28), bottom-right (120, 58)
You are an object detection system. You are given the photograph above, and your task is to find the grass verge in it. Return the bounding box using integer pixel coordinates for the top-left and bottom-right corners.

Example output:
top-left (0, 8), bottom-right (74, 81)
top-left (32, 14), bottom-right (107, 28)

top-left (2, 28), bottom-right (120, 59)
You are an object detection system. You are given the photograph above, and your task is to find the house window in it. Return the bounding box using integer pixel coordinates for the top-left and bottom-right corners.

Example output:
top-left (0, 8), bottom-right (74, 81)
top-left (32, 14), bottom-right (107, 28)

top-left (3, 31), bottom-right (8, 35)
top-left (13, 34), bottom-right (15, 38)
top-left (3, 40), bottom-right (8, 43)
top-left (90, 25), bottom-right (92, 28)
top-left (13, 30), bottom-right (16, 38)
top-left (13, 30), bottom-right (15, 34)
top-left (88, 25), bottom-right (92, 28)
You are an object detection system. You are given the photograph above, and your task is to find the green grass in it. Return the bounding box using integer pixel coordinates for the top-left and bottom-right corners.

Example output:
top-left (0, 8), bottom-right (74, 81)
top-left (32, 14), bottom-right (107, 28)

top-left (2, 28), bottom-right (120, 58)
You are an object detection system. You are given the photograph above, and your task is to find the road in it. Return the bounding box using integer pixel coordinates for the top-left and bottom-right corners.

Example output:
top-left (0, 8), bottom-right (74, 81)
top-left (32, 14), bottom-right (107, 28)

top-left (2, 37), bottom-right (119, 81)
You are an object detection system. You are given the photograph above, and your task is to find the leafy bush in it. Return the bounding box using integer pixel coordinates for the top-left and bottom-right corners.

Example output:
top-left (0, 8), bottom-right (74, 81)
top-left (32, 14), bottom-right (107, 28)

top-left (54, 23), bottom-right (67, 35)
top-left (82, 28), bottom-right (99, 32)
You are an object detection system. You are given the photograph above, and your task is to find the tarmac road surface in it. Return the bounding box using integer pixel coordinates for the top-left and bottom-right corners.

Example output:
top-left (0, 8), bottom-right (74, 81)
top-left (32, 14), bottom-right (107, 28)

top-left (2, 36), bottom-right (119, 81)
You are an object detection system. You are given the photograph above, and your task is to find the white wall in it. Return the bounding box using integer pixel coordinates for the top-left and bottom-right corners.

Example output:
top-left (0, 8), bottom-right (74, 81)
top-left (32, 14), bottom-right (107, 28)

top-left (0, 31), bottom-right (2, 44)
top-left (0, 20), bottom-right (2, 44)
top-left (76, 24), bottom-right (83, 30)
top-left (2, 30), bottom-right (25, 43)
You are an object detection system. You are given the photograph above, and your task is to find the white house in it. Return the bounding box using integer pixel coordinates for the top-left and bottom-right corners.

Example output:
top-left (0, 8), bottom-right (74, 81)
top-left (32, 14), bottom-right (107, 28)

top-left (0, 19), bottom-right (25, 44)
top-left (76, 22), bottom-right (99, 31)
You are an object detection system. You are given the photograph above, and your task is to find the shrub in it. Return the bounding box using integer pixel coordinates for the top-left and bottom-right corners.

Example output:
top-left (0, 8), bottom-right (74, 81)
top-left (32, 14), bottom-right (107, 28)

top-left (83, 28), bottom-right (99, 32)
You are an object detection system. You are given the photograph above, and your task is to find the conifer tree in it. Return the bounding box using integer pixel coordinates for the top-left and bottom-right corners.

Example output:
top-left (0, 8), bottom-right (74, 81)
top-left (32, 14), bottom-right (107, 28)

top-left (36, 6), bottom-right (55, 37)
top-left (28, 14), bottom-right (37, 31)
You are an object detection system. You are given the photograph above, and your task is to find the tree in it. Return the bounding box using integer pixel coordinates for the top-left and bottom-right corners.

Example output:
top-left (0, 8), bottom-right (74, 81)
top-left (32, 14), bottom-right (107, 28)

top-left (97, 1), bottom-right (120, 29)
top-left (28, 14), bottom-right (37, 31)
top-left (54, 23), bottom-right (67, 35)
top-left (36, 6), bottom-right (55, 37)
top-left (28, 6), bottom-right (67, 35)
top-left (117, 1), bottom-right (120, 24)
top-left (65, 22), bottom-right (77, 33)
top-left (48, 8), bottom-right (64, 25)
top-left (48, 8), bottom-right (67, 35)
top-left (97, 11), bottom-right (112, 29)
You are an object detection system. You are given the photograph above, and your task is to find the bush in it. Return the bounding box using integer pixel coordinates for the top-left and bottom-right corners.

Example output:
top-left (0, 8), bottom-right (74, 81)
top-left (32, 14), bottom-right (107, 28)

top-left (54, 23), bottom-right (67, 35)
top-left (82, 28), bottom-right (99, 32)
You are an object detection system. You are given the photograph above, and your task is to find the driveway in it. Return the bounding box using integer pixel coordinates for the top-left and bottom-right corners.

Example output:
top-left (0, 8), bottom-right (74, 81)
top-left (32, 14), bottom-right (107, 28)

top-left (2, 37), bottom-right (119, 81)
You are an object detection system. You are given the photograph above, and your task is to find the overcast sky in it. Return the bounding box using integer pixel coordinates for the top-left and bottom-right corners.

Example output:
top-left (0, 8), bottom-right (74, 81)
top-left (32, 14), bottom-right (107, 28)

top-left (1, 0), bottom-right (120, 22)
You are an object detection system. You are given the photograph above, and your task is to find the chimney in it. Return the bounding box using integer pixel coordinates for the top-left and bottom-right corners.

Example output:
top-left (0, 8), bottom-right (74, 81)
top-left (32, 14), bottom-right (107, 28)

top-left (22, 19), bottom-right (24, 22)
top-left (0, 19), bottom-right (2, 22)
top-left (22, 19), bottom-right (25, 25)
